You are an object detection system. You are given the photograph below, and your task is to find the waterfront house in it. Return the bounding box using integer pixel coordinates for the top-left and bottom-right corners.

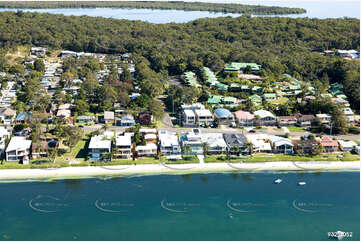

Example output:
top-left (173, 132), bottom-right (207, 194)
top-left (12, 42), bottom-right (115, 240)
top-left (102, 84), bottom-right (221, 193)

top-left (5, 136), bottom-right (32, 164)
top-left (136, 143), bottom-right (157, 157)
top-left (32, 141), bottom-right (49, 159)
top-left (292, 138), bottom-right (319, 154)
top-left (88, 135), bottom-right (112, 161)
top-left (337, 140), bottom-right (356, 152)
top-left (234, 110), bottom-right (254, 127)
top-left (268, 136), bottom-right (294, 154)
top-left (200, 133), bottom-right (227, 155)
top-left (223, 133), bottom-right (250, 155)
top-left (113, 133), bottom-right (133, 159)
top-left (316, 114), bottom-right (332, 125)
top-left (246, 134), bottom-right (272, 153)
top-left (180, 129), bottom-right (203, 155)
top-left (295, 113), bottom-right (315, 127)
top-left (277, 116), bottom-right (297, 126)
top-left (254, 110), bottom-right (276, 126)
top-left (104, 111), bottom-right (115, 124)
top-left (117, 114), bottom-right (135, 127)
top-left (318, 137), bottom-right (339, 153)
top-left (158, 130), bottom-right (181, 159)
top-left (214, 108), bottom-right (235, 125)
top-left (182, 109), bottom-right (196, 127)
top-left (0, 107), bottom-right (16, 125)
top-left (194, 109), bottom-right (214, 126)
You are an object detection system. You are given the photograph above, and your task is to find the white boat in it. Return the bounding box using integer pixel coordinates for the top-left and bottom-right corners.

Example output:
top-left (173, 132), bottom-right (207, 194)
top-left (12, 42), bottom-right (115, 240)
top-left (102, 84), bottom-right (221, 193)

top-left (274, 179), bottom-right (282, 184)
top-left (298, 182), bottom-right (306, 186)
top-left (329, 231), bottom-right (345, 240)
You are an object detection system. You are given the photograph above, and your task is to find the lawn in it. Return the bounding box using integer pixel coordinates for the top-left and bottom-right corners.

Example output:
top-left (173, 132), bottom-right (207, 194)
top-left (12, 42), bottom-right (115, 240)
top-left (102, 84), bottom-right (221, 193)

top-left (55, 136), bottom-right (89, 163)
top-left (287, 126), bottom-right (306, 132)
top-left (164, 155), bottom-right (199, 164)
top-left (204, 153), bottom-right (360, 163)
top-left (270, 97), bottom-right (289, 105)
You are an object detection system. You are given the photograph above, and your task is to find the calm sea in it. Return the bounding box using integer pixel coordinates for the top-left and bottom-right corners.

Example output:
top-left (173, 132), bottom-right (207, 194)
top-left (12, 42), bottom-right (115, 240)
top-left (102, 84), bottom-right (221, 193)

top-left (0, 171), bottom-right (359, 240)
top-left (0, 0), bottom-right (359, 23)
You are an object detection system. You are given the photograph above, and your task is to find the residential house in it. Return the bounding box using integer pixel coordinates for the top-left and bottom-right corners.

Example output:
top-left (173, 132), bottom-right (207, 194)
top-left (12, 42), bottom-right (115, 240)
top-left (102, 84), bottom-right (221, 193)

top-left (254, 110), bottom-right (276, 126)
top-left (88, 135), bottom-right (112, 161)
top-left (57, 109), bottom-right (71, 119)
top-left (268, 135), bottom-right (294, 154)
top-left (30, 47), bottom-right (47, 57)
top-left (77, 115), bottom-right (96, 124)
top-left (246, 134), bottom-right (272, 153)
top-left (5, 136), bottom-right (32, 164)
top-left (337, 140), bottom-right (356, 152)
top-left (316, 114), bottom-right (332, 125)
top-left (181, 103), bottom-right (205, 111)
top-left (224, 62), bottom-right (261, 73)
top-left (180, 129), bottom-right (203, 155)
top-left (182, 109), bottom-right (196, 127)
top-left (138, 111), bottom-right (153, 125)
top-left (113, 133), bottom-right (133, 159)
top-left (295, 113), bottom-right (315, 127)
top-left (249, 94), bottom-right (262, 105)
top-left (0, 107), bottom-right (16, 125)
top-left (15, 112), bottom-right (32, 124)
top-left (238, 74), bottom-right (263, 81)
top-left (200, 133), bottom-right (227, 154)
top-left (223, 133), bottom-right (250, 155)
top-left (158, 130), bottom-right (181, 159)
top-left (136, 143), bottom-right (157, 157)
top-left (292, 138), bottom-right (318, 154)
top-left (214, 108), bottom-right (235, 125)
top-left (117, 114), bottom-right (135, 127)
top-left (342, 108), bottom-right (354, 125)
top-left (262, 93), bottom-right (277, 101)
top-left (318, 137), bottom-right (339, 153)
top-left (234, 110), bottom-right (254, 127)
top-left (194, 109), bottom-right (214, 126)
top-left (104, 111), bottom-right (115, 124)
top-left (277, 116), bottom-right (297, 126)
top-left (32, 141), bottom-right (49, 159)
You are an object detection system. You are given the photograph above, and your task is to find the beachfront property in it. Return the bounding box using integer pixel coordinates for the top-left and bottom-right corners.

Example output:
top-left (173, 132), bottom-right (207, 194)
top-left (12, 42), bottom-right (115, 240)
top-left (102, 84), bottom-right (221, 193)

top-left (292, 138), bottom-right (318, 154)
top-left (223, 133), bottom-right (250, 155)
top-left (247, 134), bottom-right (273, 153)
top-left (113, 133), bottom-right (133, 159)
top-left (180, 129), bottom-right (203, 155)
top-left (254, 110), bottom-right (276, 126)
top-left (88, 134), bottom-right (112, 161)
top-left (214, 108), bottom-right (235, 125)
top-left (5, 136), bottom-right (32, 164)
top-left (158, 130), bottom-right (181, 159)
top-left (268, 135), bottom-right (294, 154)
top-left (337, 140), bottom-right (356, 152)
top-left (200, 133), bottom-right (227, 154)
top-left (31, 141), bottom-right (49, 159)
top-left (136, 143), bottom-right (157, 157)
top-left (316, 114), bottom-right (332, 125)
top-left (318, 137), bottom-right (339, 153)
top-left (234, 110), bottom-right (254, 127)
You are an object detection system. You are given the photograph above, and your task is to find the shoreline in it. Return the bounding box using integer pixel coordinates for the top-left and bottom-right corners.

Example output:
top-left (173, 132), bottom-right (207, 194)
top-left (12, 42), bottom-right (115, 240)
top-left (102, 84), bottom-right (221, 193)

top-left (0, 161), bottom-right (359, 182)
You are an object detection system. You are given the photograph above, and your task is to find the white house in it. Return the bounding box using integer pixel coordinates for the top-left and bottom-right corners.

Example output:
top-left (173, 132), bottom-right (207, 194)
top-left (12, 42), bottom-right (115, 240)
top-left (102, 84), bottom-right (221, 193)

top-left (246, 134), bottom-right (272, 153)
top-left (180, 129), bottom-right (203, 155)
top-left (200, 133), bottom-right (227, 154)
top-left (158, 130), bottom-right (181, 159)
top-left (6, 136), bottom-right (32, 164)
top-left (316, 114), bottom-right (332, 124)
top-left (88, 135), bottom-right (112, 161)
top-left (136, 143), bottom-right (157, 157)
top-left (194, 109), bottom-right (214, 126)
top-left (254, 110), bottom-right (276, 126)
top-left (268, 135), bottom-right (294, 154)
top-left (0, 126), bottom-right (10, 153)
top-left (114, 133), bottom-right (133, 159)
top-left (342, 108), bottom-right (354, 125)
top-left (182, 109), bottom-right (196, 127)
top-left (0, 107), bottom-right (16, 125)
top-left (337, 140), bottom-right (356, 152)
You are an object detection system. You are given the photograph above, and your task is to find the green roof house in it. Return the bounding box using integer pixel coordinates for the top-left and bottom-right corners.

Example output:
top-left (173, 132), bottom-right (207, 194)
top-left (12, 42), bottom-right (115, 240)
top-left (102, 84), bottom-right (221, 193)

top-left (224, 62), bottom-right (261, 72)
top-left (249, 94), bottom-right (262, 104)
top-left (207, 95), bottom-right (222, 104)
top-left (262, 93), bottom-right (277, 100)
top-left (222, 96), bottom-right (237, 105)
top-left (216, 82), bottom-right (229, 91)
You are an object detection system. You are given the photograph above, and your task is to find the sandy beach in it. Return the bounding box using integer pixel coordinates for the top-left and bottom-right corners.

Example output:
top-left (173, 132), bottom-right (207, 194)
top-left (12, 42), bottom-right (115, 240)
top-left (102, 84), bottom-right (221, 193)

top-left (0, 161), bottom-right (359, 181)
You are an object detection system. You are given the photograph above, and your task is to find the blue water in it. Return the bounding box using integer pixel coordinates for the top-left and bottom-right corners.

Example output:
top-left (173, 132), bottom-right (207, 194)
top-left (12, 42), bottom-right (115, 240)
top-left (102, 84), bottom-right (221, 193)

top-left (0, 0), bottom-right (359, 23)
top-left (0, 172), bottom-right (359, 240)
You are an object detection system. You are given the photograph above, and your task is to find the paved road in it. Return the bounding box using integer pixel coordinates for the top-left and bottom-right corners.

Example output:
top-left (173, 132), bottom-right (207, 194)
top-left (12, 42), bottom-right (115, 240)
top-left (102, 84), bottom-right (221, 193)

top-left (80, 125), bottom-right (360, 141)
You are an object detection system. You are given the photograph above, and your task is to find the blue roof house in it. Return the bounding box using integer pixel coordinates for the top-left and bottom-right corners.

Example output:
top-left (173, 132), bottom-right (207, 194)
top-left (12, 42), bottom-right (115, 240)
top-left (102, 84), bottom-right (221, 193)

top-left (214, 108), bottom-right (235, 125)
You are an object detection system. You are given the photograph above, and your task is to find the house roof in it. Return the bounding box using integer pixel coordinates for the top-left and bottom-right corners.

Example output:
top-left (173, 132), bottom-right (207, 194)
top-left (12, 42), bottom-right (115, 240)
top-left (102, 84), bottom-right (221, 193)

top-left (319, 137), bottom-right (338, 147)
top-left (159, 130), bottom-right (179, 147)
top-left (234, 110), bottom-right (254, 120)
top-left (136, 143), bottom-right (157, 151)
top-left (277, 116), bottom-right (297, 121)
top-left (183, 109), bottom-right (195, 117)
top-left (194, 109), bottom-right (213, 117)
top-left (214, 108), bottom-right (233, 118)
top-left (116, 134), bottom-right (132, 146)
top-left (6, 137), bottom-right (32, 152)
top-left (254, 110), bottom-right (276, 119)
top-left (223, 133), bottom-right (247, 147)
top-left (104, 111), bottom-right (115, 120)
top-left (200, 133), bottom-right (227, 148)
top-left (89, 135), bottom-right (111, 149)
top-left (337, 140), bottom-right (355, 148)
top-left (0, 107), bottom-right (16, 116)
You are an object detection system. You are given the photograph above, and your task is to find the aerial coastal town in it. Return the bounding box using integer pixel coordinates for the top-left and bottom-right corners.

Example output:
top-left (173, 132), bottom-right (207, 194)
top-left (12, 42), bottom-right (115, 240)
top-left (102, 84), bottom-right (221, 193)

top-left (0, 46), bottom-right (359, 167)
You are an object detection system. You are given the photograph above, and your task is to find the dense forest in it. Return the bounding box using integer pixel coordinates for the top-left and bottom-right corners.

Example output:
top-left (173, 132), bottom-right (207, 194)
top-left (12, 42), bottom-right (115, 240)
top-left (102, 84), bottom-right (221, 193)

top-left (0, 1), bottom-right (306, 15)
top-left (0, 11), bottom-right (359, 110)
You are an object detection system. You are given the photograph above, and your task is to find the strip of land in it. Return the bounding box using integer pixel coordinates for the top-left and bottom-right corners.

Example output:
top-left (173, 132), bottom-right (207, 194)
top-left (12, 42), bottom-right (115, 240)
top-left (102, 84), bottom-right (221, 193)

top-left (0, 161), bottom-right (358, 181)
top-left (0, 1), bottom-right (306, 15)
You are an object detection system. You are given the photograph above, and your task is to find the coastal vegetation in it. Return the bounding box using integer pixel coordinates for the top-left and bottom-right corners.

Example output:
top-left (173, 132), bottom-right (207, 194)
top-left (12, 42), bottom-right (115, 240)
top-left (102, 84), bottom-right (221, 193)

top-left (0, 1), bottom-right (306, 15)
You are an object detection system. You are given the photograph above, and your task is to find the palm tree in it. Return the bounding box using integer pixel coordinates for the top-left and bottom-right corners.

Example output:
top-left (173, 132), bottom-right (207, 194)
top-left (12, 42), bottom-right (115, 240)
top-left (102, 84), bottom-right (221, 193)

top-left (230, 145), bottom-right (240, 157)
top-left (182, 145), bottom-right (192, 156)
top-left (202, 142), bottom-right (210, 157)
top-left (245, 142), bottom-right (254, 156)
